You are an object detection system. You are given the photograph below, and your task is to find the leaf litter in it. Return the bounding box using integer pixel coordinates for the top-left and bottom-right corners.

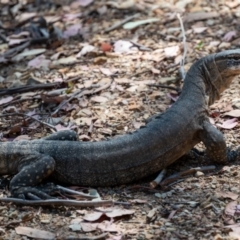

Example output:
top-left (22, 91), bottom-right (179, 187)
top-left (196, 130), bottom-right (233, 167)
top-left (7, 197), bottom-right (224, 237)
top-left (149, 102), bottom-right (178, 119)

top-left (0, 0), bottom-right (240, 239)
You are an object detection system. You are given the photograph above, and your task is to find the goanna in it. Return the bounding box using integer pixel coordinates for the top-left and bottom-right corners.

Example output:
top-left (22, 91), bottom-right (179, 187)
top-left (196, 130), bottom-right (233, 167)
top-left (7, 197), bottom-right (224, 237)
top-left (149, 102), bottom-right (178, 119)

top-left (1, 49), bottom-right (240, 199)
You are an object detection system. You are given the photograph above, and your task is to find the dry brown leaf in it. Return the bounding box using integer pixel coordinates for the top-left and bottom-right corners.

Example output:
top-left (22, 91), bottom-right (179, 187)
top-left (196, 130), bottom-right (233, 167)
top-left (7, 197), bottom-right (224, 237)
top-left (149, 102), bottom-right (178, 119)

top-left (63, 24), bottom-right (82, 39)
top-left (132, 121), bottom-right (144, 129)
top-left (0, 96), bottom-right (13, 105)
top-left (79, 134), bottom-right (91, 141)
top-left (28, 55), bottom-right (51, 69)
top-left (105, 209), bottom-right (135, 218)
top-left (80, 222), bottom-right (98, 232)
top-left (91, 96), bottom-right (108, 103)
top-left (98, 221), bottom-right (120, 232)
top-left (94, 57), bottom-right (108, 65)
top-left (83, 212), bottom-right (103, 222)
top-left (225, 201), bottom-right (237, 217)
top-left (112, 0), bottom-right (135, 9)
top-left (164, 45), bottom-right (179, 57)
top-left (100, 67), bottom-right (114, 76)
top-left (70, 0), bottom-right (94, 8)
top-left (52, 56), bottom-right (77, 65)
top-left (134, 80), bottom-right (155, 85)
top-left (225, 223), bottom-right (240, 239)
top-left (40, 93), bottom-right (65, 104)
top-left (223, 31), bottom-right (237, 42)
top-left (129, 199), bottom-right (147, 204)
top-left (128, 102), bottom-right (143, 111)
top-left (141, 51), bottom-right (165, 62)
top-left (75, 117), bottom-right (92, 126)
top-left (13, 135), bottom-right (31, 141)
top-left (16, 12), bottom-right (37, 23)
top-left (98, 128), bottom-right (112, 135)
top-left (114, 40), bottom-right (135, 53)
top-left (216, 118), bottom-right (238, 129)
top-left (115, 78), bottom-right (130, 84)
top-left (77, 108), bottom-right (92, 117)
top-left (15, 227), bottom-right (55, 239)
top-left (76, 45), bottom-right (96, 57)
top-left (151, 67), bottom-right (160, 74)
top-left (55, 124), bottom-right (72, 131)
top-left (192, 27), bottom-right (208, 33)
top-left (225, 0), bottom-right (240, 8)
top-left (184, 11), bottom-right (219, 22)
top-left (216, 191), bottom-right (238, 200)
top-left (8, 125), bottom-right (22, 135)
top-left (224, 110), bottom-right (240, 118)
top-left (63, 13), bottom-right (82, 21)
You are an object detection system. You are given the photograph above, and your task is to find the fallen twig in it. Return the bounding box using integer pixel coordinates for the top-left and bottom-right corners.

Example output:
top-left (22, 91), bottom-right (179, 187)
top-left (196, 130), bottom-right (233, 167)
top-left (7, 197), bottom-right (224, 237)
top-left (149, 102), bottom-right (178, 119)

top-left (56, 185), bottom-right (99, 199)
top-left (160, 165), bottom-right (216, 187)
top-left (0, 82), bottom-right (61, 96)
top-left (0, 112), bottom-right (56, 130)
top-left (130, 41), bottom-right (152, 51)
top-left (65, 232), bottom-right (108, 240)
top-left (0, 198), bottom-right (113, 207)
top-left (3, 40), bottom-right (30, 59)
top-left (148, 84), bottom-right (181, 93)
top-left (177, 13), bottom-right (187, 80)
top-left (104, 13), bottom-right (140, 33)
top-left (150, 169), bottom-right (166, 188)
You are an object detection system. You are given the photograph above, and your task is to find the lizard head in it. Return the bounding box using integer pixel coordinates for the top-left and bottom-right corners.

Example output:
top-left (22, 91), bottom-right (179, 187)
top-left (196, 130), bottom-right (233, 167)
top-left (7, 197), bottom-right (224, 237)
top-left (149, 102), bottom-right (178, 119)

top-left (204, 49), bottom-right (240, 104)
top-left (213, 49), bottom-right (240, 93)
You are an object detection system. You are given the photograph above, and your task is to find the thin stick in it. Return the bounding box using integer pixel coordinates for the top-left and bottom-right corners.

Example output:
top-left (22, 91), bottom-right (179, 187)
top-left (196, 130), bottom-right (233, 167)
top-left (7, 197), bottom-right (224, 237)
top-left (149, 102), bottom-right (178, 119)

top-left (0, 198), bottom-right (113, 207)
top-left (104, 13), bottom-right (140, 33)
top-left (148, 84), bottom-right (181, 93)
top-left (160, 165), bottom-right (216, 187)
top-left (55, 185), bottom-right (98, 199)
top-left (177, 13), bottom-right (187, 80)
top-left (0, 112), bottom-right (56, 130)
top-left (65, 232), bottom-right (108, 240)
top-left (150, 169), bottom-right (167, 188)
top-left (0, 82), bottom-right (59, 96)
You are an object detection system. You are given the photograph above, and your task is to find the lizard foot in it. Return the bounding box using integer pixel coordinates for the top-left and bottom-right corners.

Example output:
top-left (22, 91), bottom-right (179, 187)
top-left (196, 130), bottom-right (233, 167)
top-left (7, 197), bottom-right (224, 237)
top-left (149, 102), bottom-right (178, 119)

top-left (227, 148), bottom-right (240, 162)
top-left (187, 148), bottom-right (240, 164)
top-left (11, 183), bottom-right (59, 200)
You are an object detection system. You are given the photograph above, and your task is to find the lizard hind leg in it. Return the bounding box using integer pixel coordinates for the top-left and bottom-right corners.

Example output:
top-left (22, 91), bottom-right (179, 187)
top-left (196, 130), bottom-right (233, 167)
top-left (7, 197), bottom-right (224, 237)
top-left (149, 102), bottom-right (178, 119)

top-left (10, 154), bottom-right (56, 199)
top-left (42, 130), bottom-right (78, 141)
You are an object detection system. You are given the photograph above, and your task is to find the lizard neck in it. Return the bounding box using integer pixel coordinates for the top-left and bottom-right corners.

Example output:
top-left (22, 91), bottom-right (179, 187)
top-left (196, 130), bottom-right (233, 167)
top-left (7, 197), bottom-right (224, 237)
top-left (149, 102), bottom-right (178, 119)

top-left (182, 56), bottom-right (221, 106)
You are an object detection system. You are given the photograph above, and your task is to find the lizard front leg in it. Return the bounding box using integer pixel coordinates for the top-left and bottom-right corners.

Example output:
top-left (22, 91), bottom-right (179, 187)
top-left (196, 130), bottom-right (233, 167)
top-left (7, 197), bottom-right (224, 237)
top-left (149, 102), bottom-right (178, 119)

top-left (10, 153), bottom-right (56, 199)
top-left (200, 120), bottom-right (239, 163)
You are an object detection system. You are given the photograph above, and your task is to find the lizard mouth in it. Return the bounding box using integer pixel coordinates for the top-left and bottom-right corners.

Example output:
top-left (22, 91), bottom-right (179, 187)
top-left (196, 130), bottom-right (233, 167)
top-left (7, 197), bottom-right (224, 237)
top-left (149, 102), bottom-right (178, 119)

top-left (215, 50), bottom-right (240, 71)
top-left (227, 58), bottom-right (240, 68)
top-left (216, 50), bottom-right (240, 60)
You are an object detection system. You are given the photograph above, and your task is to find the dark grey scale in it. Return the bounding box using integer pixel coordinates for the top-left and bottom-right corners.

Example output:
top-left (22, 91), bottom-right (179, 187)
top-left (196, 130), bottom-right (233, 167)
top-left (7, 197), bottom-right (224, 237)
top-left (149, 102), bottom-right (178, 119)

top-left (42, 130), bottom-right (78, 141)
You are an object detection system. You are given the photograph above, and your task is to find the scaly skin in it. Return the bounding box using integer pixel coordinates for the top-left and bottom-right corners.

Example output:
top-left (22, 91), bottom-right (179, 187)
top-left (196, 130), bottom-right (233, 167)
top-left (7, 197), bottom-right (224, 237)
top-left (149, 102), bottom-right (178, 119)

top-left (1, 50), bottom-right (240, 198)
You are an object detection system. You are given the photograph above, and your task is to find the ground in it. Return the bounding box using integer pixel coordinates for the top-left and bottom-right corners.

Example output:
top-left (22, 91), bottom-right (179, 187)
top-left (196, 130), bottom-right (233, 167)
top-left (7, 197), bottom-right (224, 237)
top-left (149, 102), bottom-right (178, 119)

top-left (0, 0), bottom-right (240, 239)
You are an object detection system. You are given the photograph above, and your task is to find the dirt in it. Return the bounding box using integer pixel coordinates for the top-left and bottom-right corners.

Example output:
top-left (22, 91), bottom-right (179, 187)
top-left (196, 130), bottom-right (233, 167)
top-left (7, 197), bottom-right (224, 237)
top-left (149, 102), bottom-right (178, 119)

top-left (1, 0), bottom-right (240, 239)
